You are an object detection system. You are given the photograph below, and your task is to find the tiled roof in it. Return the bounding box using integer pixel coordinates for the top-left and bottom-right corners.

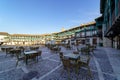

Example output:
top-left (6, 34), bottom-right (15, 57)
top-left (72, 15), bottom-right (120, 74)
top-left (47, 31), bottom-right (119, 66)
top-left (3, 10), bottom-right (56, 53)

top-left (0, 32), bottom-right (9, 35)
top-left (11, 33), bottom-right (51, 36)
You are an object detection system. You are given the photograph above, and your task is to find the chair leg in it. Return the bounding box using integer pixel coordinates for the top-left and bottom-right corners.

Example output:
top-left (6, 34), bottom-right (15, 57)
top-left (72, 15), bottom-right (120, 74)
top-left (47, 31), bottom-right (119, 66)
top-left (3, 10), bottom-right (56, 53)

top-left (60, 67), bottom-right (65, 76)
top-left (5, 53), bottom-right (8, 57)
top-left (67, 68), bottom-right (71, 80)
top-left (16, 60), bottom-right (18, 67)
top-left (87, 66), bottom-right (92, 78)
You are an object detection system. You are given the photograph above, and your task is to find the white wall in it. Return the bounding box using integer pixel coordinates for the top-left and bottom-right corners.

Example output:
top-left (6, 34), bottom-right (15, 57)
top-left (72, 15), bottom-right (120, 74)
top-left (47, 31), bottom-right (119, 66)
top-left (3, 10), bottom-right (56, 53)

top-left (0, 35), bottom-right (7, 42)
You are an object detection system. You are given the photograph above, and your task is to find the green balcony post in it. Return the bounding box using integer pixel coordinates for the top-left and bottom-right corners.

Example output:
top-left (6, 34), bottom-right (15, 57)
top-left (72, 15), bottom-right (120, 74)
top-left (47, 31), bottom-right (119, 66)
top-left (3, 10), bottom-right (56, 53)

top-left (115, 0), bottom-right (119, 16)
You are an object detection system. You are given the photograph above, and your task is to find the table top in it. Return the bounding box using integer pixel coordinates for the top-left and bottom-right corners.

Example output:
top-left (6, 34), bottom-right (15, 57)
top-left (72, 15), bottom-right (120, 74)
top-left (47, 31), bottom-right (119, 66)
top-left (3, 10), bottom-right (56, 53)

top-left (64, 53), bottom-right (80, 59)
top-left (24, 50), bottom-right (38, 55)
top-left (1, 47), bottom-right (13, 48)
top-left (10, 49), bottom-right (21, 52)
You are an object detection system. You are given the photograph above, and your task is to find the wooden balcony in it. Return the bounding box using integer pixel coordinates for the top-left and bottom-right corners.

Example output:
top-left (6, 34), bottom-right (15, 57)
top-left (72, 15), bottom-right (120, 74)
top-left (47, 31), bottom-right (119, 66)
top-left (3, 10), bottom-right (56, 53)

top-left (105, 1), bottom-right (120, 37)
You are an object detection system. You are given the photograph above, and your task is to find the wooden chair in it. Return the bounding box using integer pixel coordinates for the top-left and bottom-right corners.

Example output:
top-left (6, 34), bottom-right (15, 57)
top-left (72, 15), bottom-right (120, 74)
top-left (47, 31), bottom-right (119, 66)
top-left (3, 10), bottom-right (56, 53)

top-left (15, 50), bottom-right (25, 67)
top-left (6, 48), bottom-right (14, 57)
top-left (81, 47), bottom-right (90, 55)
top-left (59, 52), bottom-right (63, 61)
top-left (61, 58), bottom-right (79, 79)
top-left (77, 56), bottom-right (92, 77)
top-left (1, 47), bottom-right (5, 52)
top-left (38, 50), bottom-right (42, 56)
top-left (89, 46), bottom-right (95, 54)
top-left (77, 48), bottom-right (81, 52)
top-left (36, 47), bottom-right (39, 50)
top-left (66, 45), bottom-right (71, 50)
top-left (19, 46), bottom-right (25, 53)
top-left (32, 53), bottom-right (39, 62)
top-left (61, 58), bottom-right (71, 79)
top-left (57, 47), bottom-right (61, 53)
top-left (62, 58), bottom-right (71, 69)
top-left (37, 50), bottom-right (42, 59)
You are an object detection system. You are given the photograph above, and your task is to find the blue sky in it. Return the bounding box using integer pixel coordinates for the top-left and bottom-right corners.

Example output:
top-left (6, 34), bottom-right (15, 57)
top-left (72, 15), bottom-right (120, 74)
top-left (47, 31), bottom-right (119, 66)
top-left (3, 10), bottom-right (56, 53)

top-left (0, 0), bottom-right (100, 34)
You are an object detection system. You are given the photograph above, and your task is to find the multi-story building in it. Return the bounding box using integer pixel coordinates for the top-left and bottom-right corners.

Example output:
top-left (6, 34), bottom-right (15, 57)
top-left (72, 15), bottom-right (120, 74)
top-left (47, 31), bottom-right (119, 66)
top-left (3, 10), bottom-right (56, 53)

top-left (98, 0), bottom-right (120, 49)
top-left (0, 33), bottom-right (51, 46)
top-left (95, 16), bottom-right (103, 46)
top-left (0, 32), bottom-right (10, 45)
top-left (75, 22), bottom-right (98, 45)
top-left (55, 26), bottom-right (79, 45)
top-left (0, 21), bottom-right (98, 46)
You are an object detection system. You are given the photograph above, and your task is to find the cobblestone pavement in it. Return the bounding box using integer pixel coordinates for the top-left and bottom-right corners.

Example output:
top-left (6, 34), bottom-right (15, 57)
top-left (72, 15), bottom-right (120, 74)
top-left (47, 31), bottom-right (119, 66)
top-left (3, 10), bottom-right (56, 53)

top-left (0, 46), bottom-right (120, 80)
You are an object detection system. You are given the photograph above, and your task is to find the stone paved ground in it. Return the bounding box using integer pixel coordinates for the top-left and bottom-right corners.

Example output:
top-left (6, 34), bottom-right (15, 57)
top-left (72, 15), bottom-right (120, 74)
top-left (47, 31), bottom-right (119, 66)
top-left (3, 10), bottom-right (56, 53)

top-left (0, 45), bottom-right (120, 80)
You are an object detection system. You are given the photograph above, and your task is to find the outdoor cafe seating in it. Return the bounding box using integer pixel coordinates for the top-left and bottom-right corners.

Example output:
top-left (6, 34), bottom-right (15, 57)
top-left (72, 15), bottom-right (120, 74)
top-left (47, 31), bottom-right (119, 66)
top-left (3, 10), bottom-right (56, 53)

top-left (1, 47), bottom-right (14, 56)
top-left (49, 45), bottom-right (61, 53)
top-left (61, 56), bottom-right (79, 79)
top-left (24, 50), bottom-right (41, 64)
top-left (26, 53), bottom-right (38, 63)
top-left (15, 50), bottom-right (25, 66)
top-left (8, 46), bottom-right (42, 65)
top-left (77, 47), bottom-right (89, 55)
top-left (60, 50), bottom-right (92, 78)
top-left (30, 46), bottom-right (39, 50)
top-left (77, 56), bottom-right (92, 77)
top-left (66, 45), bottom-right (71, 50)
top-left (9, 48), bottom-right (21, 56)
top-left (77, 45), bottom-right (94, 55)
top-left (59, 52), bottom-right (63, 61)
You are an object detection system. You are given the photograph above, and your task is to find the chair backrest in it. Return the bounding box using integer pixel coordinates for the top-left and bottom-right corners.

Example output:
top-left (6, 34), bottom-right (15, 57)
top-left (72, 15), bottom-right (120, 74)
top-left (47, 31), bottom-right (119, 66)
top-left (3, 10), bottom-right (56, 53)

top-left (37, 50), bottom-right (42, 56)
top-left (86, 56), bottom-right (91, 65)
top-left (73, 51), bottom-right (79, 54)
top-left (58, 47), bottom-right (61, 51)
top-left (77, 48), bottom-right (80, 52)
top-left (7, 47), bottom-right (13, 53)
top-left (15, 50), bottom-right (22, 60)
top-left (59, 52), bottom-right (63, 60)
top-left (81, 47), bottom-right (84, 52)
top-left (19, 46), bottom-right (25, 52)
top-left (61, 58), bottom-right (71, 68)
top-left (36, 47), bottom-right (39, 50)
top-left (81, 47), bottom-right (90, 55)
top-left (78, 56), bottom-right (91, 67)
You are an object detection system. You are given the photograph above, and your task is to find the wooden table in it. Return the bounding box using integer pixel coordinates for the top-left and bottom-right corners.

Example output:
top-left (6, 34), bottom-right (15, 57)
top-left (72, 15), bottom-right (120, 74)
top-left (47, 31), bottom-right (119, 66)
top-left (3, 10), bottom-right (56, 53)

top-left (24, 50), bottom-right (39, 64)
top-left (1, 47), bottom-right (14, 56)
top-left (9, 49), bottom-right (21, 55)
top-left (64, 53), bottom-right (80, 60)
top-left (64, 53), bottom-right (80, 74)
